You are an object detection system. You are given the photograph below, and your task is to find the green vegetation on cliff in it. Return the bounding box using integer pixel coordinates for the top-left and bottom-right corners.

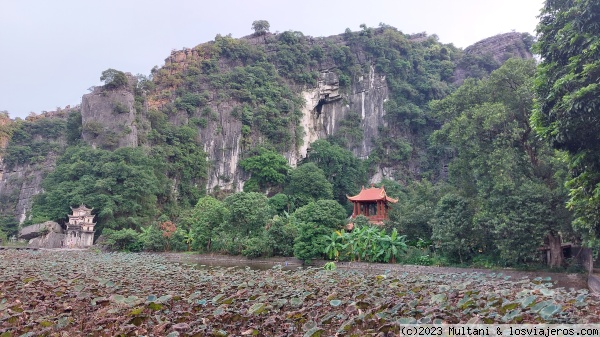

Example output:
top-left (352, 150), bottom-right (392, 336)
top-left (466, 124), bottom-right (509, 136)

top-left (5, 18), bottom-right (592, 269)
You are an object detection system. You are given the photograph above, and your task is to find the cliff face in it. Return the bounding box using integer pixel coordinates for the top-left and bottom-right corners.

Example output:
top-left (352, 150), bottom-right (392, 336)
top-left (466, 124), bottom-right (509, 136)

top-left (81, 85), bottom-right (138, 149)
top-left (198, 101), bottom-right (246, 192)
top-left (454, 32), bottom-right (534, 84)
top-left (1, 154), bottom-right (59, 223)
top-left (0, 28), bottom-right (535, 224)
top-left (195, 65), bottom-right (389, 191)
top-left (464, 32), bottom-right (533, 63)
top-left (297, 66), bottom-right (388, 161)
top-left (0, 110), bottom-right (72, 223)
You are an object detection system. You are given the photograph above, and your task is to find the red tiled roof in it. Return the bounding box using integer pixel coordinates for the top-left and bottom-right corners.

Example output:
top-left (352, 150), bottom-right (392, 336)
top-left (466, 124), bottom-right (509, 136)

top-left (347, 186), bottom-right (398, 203)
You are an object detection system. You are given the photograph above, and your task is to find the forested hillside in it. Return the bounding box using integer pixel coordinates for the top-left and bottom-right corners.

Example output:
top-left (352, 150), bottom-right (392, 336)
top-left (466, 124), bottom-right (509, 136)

top-left (2, 19), bottom-right (586, 267)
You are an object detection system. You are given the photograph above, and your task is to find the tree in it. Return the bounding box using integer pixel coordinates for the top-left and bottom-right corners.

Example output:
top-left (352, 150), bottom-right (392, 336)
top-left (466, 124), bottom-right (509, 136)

top-left (431, 59), bottom-right (573, 266)
top-left (431, 194), bottom-right (474, 263)
top-left (292, 200), bottom-right (347, 261)
top-left (293, 199), bottom-right (347, 229)
top-left (268, 193), bottom-right (291, 215)
top-left (302, 140), bottom-right (367, 206)
top-left (100, 68), bottom-right (128, 90)
top-left (285, 163), bottom-right (333, 208)
top-left (102, 228), bottom-right (142, 251)
top-left (265, 214), bottom-right (298, 256)
top-left (224, 192), bottom-right (272, 237)
top-left (181, 195), bottom-right (229, 251)
top-left (532, 0), bottom-right (600, 245)
top-left (239, 147), bottom-right (290, 192)
top-left (386, 180), bottom-right (440, 243)
top-left (251, 20), bottom-right (270, 35)
top-left (31, 146), bottom-right (163, 233)
top-left (214, 192), bottom-right (273, 255)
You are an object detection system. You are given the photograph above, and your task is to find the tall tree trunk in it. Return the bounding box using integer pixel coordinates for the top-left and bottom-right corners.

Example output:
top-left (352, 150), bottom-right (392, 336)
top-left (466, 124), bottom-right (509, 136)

top-left (547, 232), bottom-right (563, 268)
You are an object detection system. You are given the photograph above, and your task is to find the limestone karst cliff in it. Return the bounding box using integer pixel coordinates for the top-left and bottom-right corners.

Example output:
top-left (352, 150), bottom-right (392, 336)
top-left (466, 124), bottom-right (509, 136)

top-left (81, 85), bottom-right (138, 149)
top-left (0, 27), bottom-right (534, 226)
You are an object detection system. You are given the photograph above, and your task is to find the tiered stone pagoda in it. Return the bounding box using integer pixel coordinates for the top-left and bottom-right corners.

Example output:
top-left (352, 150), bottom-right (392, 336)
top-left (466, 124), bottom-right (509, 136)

top-left (347, 185), bottom-right (397, 224)
top-left (64, 204), bottom-right (96, 247)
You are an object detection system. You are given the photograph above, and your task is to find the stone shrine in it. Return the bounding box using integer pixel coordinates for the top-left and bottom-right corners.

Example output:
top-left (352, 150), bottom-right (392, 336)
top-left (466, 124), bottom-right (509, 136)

top-left (64, 204), bottom-right (96, 247)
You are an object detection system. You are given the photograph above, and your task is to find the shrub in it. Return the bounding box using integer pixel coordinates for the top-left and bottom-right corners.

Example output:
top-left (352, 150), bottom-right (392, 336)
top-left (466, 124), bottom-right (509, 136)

top-left (113, 102), bottom-right (129, 114)
top-left (102, 228), bottom-right (142, 252)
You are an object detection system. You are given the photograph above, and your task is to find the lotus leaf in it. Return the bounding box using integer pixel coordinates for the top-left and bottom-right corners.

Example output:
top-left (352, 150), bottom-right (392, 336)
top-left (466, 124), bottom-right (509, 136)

top-left (539, 304), bottom-right (562, 320)
top-left (249, 302), bottom-right (267, 315)
top-left (430, 293), bottom-right (446, 304)
top-left (530, 300), bottom-right (553, 313)
top-left (330, 299), bottom-right (342, 307)
top-left (303, 326), bottom-right (324, 337)
top-left (0, 250), bottom-right (598, 336)
top-left (397, 317), bottom-right (417, 324)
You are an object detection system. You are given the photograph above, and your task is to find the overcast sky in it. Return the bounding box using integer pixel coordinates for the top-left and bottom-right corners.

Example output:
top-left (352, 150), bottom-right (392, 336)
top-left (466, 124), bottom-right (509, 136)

top-left (0, 0), bottom-right (544, 119)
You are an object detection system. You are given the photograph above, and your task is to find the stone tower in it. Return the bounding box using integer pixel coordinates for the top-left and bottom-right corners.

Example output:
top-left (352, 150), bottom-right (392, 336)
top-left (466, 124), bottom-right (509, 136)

top-left (64, 204), bottom-right (96, 247)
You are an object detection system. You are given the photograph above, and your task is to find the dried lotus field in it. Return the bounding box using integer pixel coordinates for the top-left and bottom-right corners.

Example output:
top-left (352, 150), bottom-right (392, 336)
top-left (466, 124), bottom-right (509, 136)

top-left (1, 250), bottom-right (599, 336)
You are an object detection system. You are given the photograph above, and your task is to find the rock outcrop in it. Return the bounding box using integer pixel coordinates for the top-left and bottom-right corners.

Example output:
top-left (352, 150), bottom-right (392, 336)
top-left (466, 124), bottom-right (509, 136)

top-left (0, 109), bottom-right (73, 223)
top-left (81, 82), bottom-right (138, 149)
top-left (19, 221), bottom-right (62, 240)
top-left (454, 32), bottom-right (534, 84)
top-left (0, 151), bottom-right (61, 223)
top-left (19, 221), bottom-right (67, 248)
top-left (28, 232), bottom-right (66, 249)
top-left (464, 32), bottom-right (533, 63)
top-left (296, 65), bottom-right (388, 162)
top-left (0, 29), bottom-right (536, 224)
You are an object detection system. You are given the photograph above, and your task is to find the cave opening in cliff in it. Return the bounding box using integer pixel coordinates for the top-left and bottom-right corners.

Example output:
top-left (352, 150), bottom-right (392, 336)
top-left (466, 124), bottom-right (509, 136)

top-left (315, 98), bottom-right (327, 115)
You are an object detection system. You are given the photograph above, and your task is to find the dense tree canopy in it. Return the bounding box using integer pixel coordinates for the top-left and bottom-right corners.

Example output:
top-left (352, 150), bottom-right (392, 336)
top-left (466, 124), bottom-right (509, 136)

top-left (533, 0), bottom-right (600, 244)
top-left (31, 146), bottom-right (164, 232)
top-left (239, 147), bottom-right (290, 192)
top-left (431, 59), bottom-right (573, 265)
top-left (302, 140), bottom-right (366, 207)
top-left (292, 199), bottom-right (347, 261)
top-left (285, 163), bottom-right (333, 208)
top-left (222, 192), bottom-right (272, 237)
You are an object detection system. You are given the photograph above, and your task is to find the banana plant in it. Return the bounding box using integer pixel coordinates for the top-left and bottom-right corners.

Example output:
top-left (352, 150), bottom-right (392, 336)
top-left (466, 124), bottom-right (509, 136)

top-left (183, 228), bottom-right (195, 252)
top-left (387, 228), bottom-right (407, 263)
top-left (322, 231), bottom-right (345, 261)
top-left (341, 230), bottom-right (357, 261)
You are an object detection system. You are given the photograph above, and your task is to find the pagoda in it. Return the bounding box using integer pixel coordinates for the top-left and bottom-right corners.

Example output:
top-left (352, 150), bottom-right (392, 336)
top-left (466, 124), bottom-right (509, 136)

top-left (347, 185), bottom-right (397, 224)
top-left (64, 204), bottom-right (96, 247)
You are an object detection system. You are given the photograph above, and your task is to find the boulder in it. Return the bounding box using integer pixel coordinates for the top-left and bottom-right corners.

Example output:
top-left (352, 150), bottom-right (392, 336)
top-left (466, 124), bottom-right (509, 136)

top-left (19, 221), bottom-right (62, 240)
top-left (589, 274), bottom-right (600, 295)
top-left (28, 231), bottom-right (66, 249)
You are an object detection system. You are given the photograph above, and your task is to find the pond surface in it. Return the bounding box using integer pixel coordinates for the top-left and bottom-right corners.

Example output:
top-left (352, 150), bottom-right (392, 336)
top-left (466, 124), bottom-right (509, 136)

top-left (163, 253), bottom-right (589, 290)
top-left (162, 253), bottom-right (304, 271)
top-left (194, 259), bottom-right (303, 271)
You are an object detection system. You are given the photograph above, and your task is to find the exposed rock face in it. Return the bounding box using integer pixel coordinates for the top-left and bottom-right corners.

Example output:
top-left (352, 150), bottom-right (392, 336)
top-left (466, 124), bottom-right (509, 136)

top-left (295, 66), bottom-right (388, 162)
top-left (20, 221), bottom-right (67, 248)
top-left (198, 102), bottom-right (246, 192)
top-left (28, 231), bottom-right (66, 249)
top-left (0, 154), bottom-right (59, 223)
top-left (81, 86), bottom-right (138, 149)
top-left (197, 65), bottom-right (388, 191)
top-left (465, 32), bottom-right (533, 63)
top-left (19, 221), bottom-right (62, 240)
top-left (454, 32), bottom-right (534, 84)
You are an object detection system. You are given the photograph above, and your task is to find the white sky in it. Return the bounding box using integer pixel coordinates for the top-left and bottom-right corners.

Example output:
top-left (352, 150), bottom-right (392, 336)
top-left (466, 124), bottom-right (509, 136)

top-left (0, 0), bottom-right (544, 119)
